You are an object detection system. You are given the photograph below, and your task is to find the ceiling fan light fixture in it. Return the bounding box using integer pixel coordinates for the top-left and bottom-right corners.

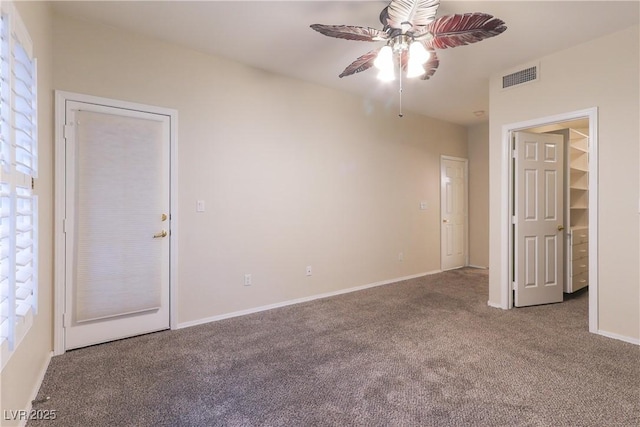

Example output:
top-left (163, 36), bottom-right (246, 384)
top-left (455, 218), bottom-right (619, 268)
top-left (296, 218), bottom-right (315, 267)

top-left (374, 45), bottom-right (394, 71)
top-left (377, 67), bottom-right (396, 82)
top-left (409, 41), bottom-right (430, 64)
top-left (406, 58), bottom-right (426, 78)
top-left (310, 0), bottom-right (507, 115)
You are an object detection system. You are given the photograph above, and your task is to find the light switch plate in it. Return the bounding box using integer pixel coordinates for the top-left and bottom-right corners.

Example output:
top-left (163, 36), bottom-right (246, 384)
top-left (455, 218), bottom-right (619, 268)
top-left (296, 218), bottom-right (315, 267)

top-left (196, 200), bottom-right (205, 212)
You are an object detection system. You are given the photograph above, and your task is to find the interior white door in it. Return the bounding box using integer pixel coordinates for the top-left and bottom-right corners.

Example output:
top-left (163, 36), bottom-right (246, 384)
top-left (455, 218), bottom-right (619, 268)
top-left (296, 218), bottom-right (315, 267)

top-left (64, 100), bottom-right (171, 350)
top-left (440, 157), bottom-right (467, 270)
top-left (514, 131), bottom-right (564, 307)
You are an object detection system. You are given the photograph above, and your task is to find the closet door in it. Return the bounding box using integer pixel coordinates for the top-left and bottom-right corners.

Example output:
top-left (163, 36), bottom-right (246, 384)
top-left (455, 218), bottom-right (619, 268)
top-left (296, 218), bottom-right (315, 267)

top-left (440, 156), bottom-right (468, 270)
top-left (514, 131), bottom-right (564, 307)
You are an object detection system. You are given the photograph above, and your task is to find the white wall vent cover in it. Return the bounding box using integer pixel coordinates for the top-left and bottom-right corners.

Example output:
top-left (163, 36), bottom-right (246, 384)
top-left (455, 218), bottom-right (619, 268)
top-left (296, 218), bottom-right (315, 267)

top-left (502, 65), bottom-right (538, 89)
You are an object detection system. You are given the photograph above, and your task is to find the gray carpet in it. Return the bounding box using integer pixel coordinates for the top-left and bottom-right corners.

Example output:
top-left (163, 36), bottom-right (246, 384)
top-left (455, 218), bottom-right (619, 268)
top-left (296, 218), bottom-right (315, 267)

top-left (29, 268), bottom-right (639, 426)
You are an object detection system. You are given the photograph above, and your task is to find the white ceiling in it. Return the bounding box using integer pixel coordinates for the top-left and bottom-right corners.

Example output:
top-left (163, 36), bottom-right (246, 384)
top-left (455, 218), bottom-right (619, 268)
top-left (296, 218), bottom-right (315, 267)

top-left (52, 1), bottom-right (639, 126)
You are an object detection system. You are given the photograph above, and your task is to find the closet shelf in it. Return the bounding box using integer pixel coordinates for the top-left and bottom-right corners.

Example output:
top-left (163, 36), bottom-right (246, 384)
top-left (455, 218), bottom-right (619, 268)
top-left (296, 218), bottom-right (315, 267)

top-left (571, 225), bottom-right (588, 231)
top-left (570, 145), bottom-right (588, 153)
top-left (566, 126), bottom-right (589, 294)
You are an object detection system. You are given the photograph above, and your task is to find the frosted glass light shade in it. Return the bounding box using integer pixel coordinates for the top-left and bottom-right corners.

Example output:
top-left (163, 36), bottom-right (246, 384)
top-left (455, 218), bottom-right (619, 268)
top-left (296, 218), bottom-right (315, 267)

top-left (406, 59), bottom-right (426, 78)
top-left (374, 46), bottom-right (395, 81)
top-left (377, 68), bottom-right (396, 82)
top-left (409, 41), bottom-right (430, 64)
top-left (374, 46), bottom-right (394, 70)
top-left (406, 41), bottom-right (431, 78)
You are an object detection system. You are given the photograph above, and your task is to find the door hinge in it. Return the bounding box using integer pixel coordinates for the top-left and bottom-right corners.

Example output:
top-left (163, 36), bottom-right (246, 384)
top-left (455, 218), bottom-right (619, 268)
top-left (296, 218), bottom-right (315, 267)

top-left (63, 124), bottom-right (74, 139)
top-left (511, 149), bottom-right (517, 159)
top-left (62, 218), bottom-right (67, 233)
top-left (31, 177), bottom-right (35, 190)
top-left (63, 312), bottom-right (69, 327)
top-left (512, 215), bottom-right (517, 224)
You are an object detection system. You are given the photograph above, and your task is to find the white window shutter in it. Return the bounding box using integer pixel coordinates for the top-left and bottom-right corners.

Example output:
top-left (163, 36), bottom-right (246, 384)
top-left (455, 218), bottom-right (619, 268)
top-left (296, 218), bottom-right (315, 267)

top-left (0, 13), bottom-right (10, 175)
top-left (0, 2), bottom-right (37, 364)
top-left (12, 39), bottom-right (36, 177)
top-left (0, 182), bottom-right (11, 346)
top-left (0, 10), bottom-right (11, 349)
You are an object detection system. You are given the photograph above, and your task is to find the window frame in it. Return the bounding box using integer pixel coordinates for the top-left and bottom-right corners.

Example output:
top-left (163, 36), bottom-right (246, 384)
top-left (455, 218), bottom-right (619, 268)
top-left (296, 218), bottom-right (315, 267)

top-left (0, 0), bottom-right (38, 371)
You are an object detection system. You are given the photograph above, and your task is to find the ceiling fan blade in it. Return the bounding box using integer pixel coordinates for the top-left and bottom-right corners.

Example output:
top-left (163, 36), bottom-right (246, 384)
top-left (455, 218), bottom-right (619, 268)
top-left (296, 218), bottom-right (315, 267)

top-left (379, 6), bottom-right (390, 26)
top-left (310, 24), bottom-right (388, 42)
top-left (420, 50), bottom-right (440, 80)
top-left (387, 0), bottom-right (440, 30)
top-left (427, 13), bottom-right (507, 49)
top-left (339, 48), bottom-right (382, 78)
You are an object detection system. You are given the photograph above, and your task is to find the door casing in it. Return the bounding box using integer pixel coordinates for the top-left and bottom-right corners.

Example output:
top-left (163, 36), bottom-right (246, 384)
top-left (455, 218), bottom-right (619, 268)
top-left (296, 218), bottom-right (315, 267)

top-left (54, 91), bottom-right (178, 355)
top-left (500, 108), bottom-right (598, 333)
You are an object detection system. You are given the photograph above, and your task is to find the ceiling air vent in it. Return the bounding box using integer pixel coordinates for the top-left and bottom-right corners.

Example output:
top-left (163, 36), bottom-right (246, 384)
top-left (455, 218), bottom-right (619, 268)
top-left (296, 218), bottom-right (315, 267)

top-left (502, 65), bottom-right (538, 89)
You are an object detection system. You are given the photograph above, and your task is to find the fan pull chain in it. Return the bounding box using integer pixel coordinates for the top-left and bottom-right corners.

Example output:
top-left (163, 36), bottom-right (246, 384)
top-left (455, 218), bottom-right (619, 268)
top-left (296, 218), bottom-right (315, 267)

top-left (398, 54), bottom-right (403, 118)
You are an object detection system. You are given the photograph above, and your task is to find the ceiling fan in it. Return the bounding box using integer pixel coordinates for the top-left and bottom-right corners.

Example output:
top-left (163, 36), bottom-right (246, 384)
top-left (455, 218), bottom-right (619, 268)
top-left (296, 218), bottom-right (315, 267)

top-left (311, 0), bottom-right (507, 115)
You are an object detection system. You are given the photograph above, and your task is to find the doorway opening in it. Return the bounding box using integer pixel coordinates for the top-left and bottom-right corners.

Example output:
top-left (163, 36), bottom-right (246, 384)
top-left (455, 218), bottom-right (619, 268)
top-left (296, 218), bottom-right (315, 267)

top-left (503, 108), bottom-right (598, 332)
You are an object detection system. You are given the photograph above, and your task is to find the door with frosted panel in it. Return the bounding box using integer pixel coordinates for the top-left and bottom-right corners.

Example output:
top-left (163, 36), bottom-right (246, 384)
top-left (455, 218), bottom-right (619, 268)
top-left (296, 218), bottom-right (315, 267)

top-left (64, 101), bottom-right (170, 350)
top-left (514, 131), bottom-right (564, 307)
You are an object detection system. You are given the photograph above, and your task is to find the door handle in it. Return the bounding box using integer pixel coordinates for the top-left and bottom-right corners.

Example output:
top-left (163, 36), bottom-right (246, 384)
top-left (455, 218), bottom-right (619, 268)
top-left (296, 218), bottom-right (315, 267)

top-left (557, 225), bottom-right (565, 231)
top-left (443, 219), bottom-right (449, 223)
top-left (153, 230), bottom-right (167, 238)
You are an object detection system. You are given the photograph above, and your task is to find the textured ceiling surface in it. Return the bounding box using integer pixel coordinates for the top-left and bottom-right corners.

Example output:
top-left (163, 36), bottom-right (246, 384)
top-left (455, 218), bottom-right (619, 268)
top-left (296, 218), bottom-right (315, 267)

top-left (52, 1), bottom-right (640, 125)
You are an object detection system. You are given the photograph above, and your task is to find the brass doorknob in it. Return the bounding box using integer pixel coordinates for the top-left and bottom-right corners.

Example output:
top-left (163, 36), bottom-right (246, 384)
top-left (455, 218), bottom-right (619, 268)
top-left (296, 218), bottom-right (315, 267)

top-left (153, 230), bottom-right (167, 238)
top-left (557, 225), bottom-right (565, 231)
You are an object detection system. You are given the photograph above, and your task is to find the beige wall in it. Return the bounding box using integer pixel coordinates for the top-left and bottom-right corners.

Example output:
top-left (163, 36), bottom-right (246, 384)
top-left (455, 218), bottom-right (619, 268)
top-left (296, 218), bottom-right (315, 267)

top-left (8, 5), bottom-right (635, 420)
top-left (52, 13), bottom-right (467, 325)
top-left (4, 7), bottom-right (468, 415)
top-left (0, 1), bottom-right (54, 423)
top-left (488, 25), bottom-right (640, 341)
top-left (467, 122), bottom-right (489, 268)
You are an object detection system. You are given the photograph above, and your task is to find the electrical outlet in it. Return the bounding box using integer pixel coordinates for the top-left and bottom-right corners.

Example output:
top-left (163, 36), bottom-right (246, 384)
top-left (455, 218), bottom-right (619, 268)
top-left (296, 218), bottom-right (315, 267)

top-left (306, 266), bottom-right (312, 276)
top-left (244, 274), bottom-right (252, 286)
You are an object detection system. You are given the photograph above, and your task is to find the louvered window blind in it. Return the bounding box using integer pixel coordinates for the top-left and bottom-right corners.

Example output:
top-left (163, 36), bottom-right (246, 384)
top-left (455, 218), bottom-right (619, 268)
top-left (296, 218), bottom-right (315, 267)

top-left (0, 2), bottom-right (38, 370)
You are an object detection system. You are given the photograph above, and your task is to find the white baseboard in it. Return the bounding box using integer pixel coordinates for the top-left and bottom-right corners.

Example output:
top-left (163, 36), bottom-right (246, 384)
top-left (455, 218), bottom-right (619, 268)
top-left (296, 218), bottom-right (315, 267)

top-left (597, 329), bottom-right (640, 345)
top-left (178, 270), bottom-right (441, 330)
top-left (15, 351), bottom-right (53, 427)
top-left (487, 301), bottom-right (507, 309)
top-left (467, 265), bottom-right (488, 270)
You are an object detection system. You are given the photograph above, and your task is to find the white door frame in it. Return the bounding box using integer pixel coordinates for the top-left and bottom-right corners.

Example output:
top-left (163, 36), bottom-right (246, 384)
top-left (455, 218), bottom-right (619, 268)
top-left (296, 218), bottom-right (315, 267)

top-left (440, 155), bottom-right (469, 270)
top-left (53, 91), bottom-right (179, 355)
top-left (501, 107), bottom-right (598, 333)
